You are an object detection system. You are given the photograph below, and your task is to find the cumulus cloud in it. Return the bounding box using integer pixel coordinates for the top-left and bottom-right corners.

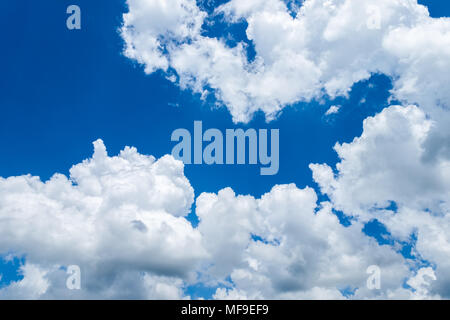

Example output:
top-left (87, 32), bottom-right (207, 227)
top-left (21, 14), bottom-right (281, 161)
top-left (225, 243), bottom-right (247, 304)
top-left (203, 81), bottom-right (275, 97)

top-left (0, 139), bottom-right (436, 299)
top-left (0, 139), bottom-right (205, 299)
top-left (196, 185), bottom-right (418, 299)
top-left (121, 0), bottom-right (206, 73)
top-left (310, 105), bottom-right (450, 216)
top-left (121, 0), bottom-right (450, 123)
top-left (310, 105), bottom-right (450, 298)
top-left (407, 267), bottom-right (439, 300)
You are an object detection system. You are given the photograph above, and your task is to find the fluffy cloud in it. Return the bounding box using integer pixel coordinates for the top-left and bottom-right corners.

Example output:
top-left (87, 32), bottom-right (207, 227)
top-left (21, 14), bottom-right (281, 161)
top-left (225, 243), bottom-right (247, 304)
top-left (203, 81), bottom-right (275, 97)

top-left (0, 139), bottom-right (435, 299)
top-left (310, 105), bottom-right (450, 298)
top-left (196, 185), bottom-right (419, 299)
top-left (121, 0), bottom-right (450, 123)
top-left (310, 105), bottom-right (450, 216)
top-left (121, 0), bottom-right (206, 73)
top-left (0, 139), bottom-right (205, 299)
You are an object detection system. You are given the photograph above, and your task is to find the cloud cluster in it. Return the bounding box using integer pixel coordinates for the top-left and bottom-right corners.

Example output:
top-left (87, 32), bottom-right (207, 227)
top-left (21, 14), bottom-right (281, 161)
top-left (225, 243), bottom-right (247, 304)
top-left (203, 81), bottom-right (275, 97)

top-left (0, 140), bottom-right (204, 299)
top-left (0, 140), bottom-right (439, 299)
top-left (121, 0), bottom-right (450, 123)
top-left (311, 105), bottom-right (450, 298)
top-left (196, 185), bottom-right (416, 299)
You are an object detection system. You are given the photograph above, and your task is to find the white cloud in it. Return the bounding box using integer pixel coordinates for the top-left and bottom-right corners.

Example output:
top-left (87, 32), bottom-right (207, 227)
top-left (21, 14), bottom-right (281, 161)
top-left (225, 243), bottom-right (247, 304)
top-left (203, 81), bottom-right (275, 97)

top-left (0, 264), bottom-right (50, 300)
top-left (121, 0), bottom-right (206, 73)
top-left (383, 18), bottom-right (450, 112)
top-left (0, 138), bottom-right (444, 299)
top-left (310, 105), bottom-right (450, 218)
top-left (310, 105), bottom-right (450, 298)
top-left (0, 139), bottom-right (206, 299)
top-left (196, 185), bottom-right (415, 299)
top-left (121, 0), bottom-right (450, 123)
top-left (325, 105), bottom-right (340, 116)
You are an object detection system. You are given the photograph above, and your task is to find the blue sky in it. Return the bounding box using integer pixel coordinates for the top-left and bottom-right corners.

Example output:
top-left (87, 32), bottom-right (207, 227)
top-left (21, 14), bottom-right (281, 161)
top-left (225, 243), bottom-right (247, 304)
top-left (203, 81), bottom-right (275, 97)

top-left (0, 0), bottom-right (450, 299)
top-left (0, 1), bottom-right (400, 199)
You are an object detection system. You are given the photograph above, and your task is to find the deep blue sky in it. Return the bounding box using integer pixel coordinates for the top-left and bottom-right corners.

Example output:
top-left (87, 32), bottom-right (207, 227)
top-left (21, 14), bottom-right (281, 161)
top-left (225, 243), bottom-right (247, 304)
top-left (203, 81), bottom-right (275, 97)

top-left (0, 0), bottom-right (395, 197)
top-left (0, 0), bottom-right (448, 294)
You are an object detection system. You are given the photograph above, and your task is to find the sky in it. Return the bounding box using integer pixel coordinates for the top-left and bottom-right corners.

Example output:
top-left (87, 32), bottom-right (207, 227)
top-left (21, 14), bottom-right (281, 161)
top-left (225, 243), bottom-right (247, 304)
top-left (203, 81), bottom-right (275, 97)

top-left (0, 0), bottom-right (450, 299)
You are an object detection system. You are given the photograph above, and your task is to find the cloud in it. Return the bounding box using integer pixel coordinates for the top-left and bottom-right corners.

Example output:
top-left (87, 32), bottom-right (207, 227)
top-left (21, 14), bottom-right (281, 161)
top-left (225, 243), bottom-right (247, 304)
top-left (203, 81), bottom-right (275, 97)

top-left (310, 105), bottom-right (450, 217)
top-left (325, 105), bottom-right (340, 116)
top-left (0, 264), bottom-right (50, 300)
top-left (310, 105), bottom-right (450, 298)
top-left (196, 185), bottom-right (417, 299)
top-left (0, 139), bottom-right (205, 299)
top-left (0, 139), bottom-right (435, 299)
top-left (407, 267), bottom-right (439, 300)
top-left (121, 0), bottom-right (206, 73)
top-left (121, 0), bottom-right (450, 123)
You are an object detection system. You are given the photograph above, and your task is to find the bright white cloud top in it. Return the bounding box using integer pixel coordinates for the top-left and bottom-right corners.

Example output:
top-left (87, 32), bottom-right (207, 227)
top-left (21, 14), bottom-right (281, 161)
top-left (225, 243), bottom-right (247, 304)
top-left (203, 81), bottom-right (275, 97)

top-left (122, 0), bottom-right (450, 123)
